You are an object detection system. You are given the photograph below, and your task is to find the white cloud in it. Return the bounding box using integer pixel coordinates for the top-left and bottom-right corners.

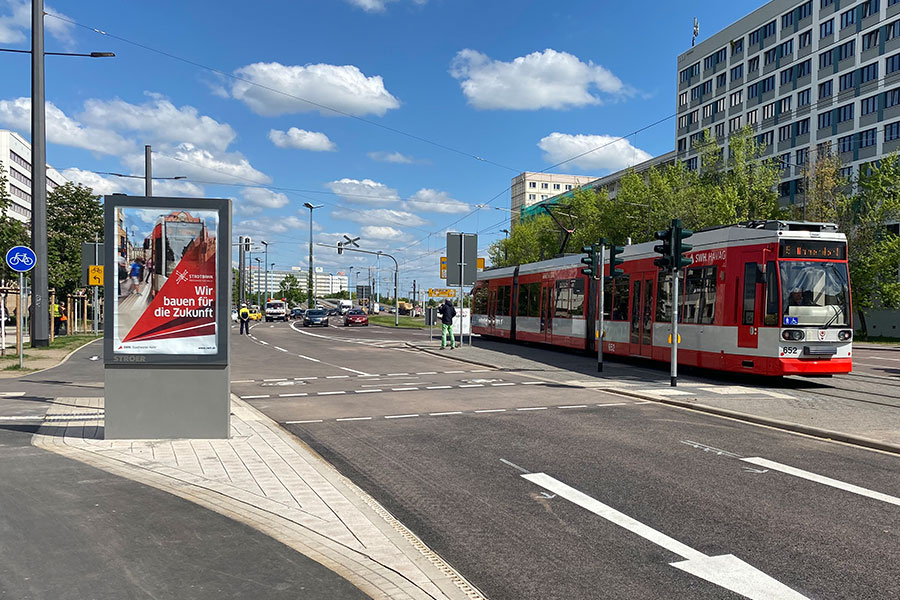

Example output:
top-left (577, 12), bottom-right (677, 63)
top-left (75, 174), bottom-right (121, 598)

top-left (537, 132), bottom-right (652, 172)
top-left (231, 61), bottom-right (400, 117)
top-left (62, 167), bottom-right (205, 198)
top-left (332, 207), bottom-right (427, 228)
top-left (0, 97), bottom-right (133, 155)
top-left (242, 187), bottom-right (289, 209)
top-left (360, 225), bottom-right (408, 241)
top-left (406, 188), bottom-right (469, 214)
top-left (237, 215), bottom-right (306, 237)
top-left (269, 127), bottom-right (337, 152)
top-left (346, 0), bottom-right (427, 12)
top-left (326, 178), bottom-right (400, 205)
top-left (450, 48), bottom-right (627, 110)
top-left (0, 1), bottom-right (74, 45)
top-left (367, 151), bottom-right (418, 164)
top-left (122, 143), bottom-right (270, 185)
top-left (79, 95), bottom-right (237, 151)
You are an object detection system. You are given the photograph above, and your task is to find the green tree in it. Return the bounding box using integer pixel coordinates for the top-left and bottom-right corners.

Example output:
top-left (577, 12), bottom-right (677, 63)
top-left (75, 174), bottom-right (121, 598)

top-left (47, 182), bottom-right (103, 298)
top-left (0, 163), bottom-right (29, 283)
top-left (278, 273), bottom-right (306, 305)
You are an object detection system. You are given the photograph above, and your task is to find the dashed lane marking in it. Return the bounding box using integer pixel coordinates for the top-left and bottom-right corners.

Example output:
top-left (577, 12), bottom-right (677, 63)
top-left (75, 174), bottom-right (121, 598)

top-left (317, 390), bottom-right (346, 396)
top-left (385, 414), bottom-right (419, 419)
top-left (430, 411), bottom-right (463, 416)
top-left (475, 409), bottom-right (506, 413)
top-left (263, 378), bottom-right (288, 382)
top-left (517, 407), bottom-right (548, 411)
top-left (356, 389), bottom-right (382, 393)
top-left (297, 354), bottom-right (321, 362)
top-left (336, 416), bottom-right (372, 421)
top-left (273, 346), bottom-right (288, 352)
top-left (416, 371), bottom-right (437, 375)
top-left (391, 387), bottom-right (419, 391)
top-left (326, 375), bottom-right (350, 379)
top-left (285, 419), bottom-right (323, 424)
top-left (491, 382), bottom-right (516, 387)
top-left (560, 405), bottom-right (588, 409)
top-left (278, 393), bottom-right (308, 397)
top-left (387, 372), bottom-right (409, 376)
top-left (242, 394), bottom-right (270, 399)
top-left (444, 370), bottom-right (465, 374)
top-left (341, 367), bottom-right (370, 375)
top-left (426, 385), bottom-right (452, 390)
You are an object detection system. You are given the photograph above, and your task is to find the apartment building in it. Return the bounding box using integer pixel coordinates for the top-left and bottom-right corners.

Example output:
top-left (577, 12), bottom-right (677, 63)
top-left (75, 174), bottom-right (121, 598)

top-left (509, 172), bottom-right (597, 224)
top-left (677, 0), bottom-right (900, 205)
top-left (0, 130), bottom-right (67, 223)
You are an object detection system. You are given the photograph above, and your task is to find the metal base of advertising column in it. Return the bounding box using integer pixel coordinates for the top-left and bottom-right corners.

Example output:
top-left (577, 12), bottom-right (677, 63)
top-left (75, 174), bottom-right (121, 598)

top-left (103, 196), bottom-right (231, 440)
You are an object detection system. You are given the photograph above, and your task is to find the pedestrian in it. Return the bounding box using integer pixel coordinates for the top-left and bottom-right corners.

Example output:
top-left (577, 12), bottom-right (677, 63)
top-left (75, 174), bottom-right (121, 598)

top-left (52, 301), bottom-right (61, 335)
top-left (239, 302), bottom-right (251, 335)
top-left (438, 298), bottom-right (457, 350)
top-left (129, 258), bottom-right (142, 295)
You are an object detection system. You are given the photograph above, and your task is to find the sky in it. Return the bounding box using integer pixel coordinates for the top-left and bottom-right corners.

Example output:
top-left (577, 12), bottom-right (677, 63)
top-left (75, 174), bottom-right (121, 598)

top-left (0, 0), bottom-right (765, 296)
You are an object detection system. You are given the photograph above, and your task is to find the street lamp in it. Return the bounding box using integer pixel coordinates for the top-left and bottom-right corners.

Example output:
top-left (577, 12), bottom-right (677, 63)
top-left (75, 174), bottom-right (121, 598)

top-left (255, 257), bottom-right (262, 307)
top-left (348, 266), bottom-right (355, 306)
top-left (260, 240), bottom-right (269, 301)
top-left (22, 0), bottom-right (115, 347)
top-left (303, 202), bottom-right (323, 308)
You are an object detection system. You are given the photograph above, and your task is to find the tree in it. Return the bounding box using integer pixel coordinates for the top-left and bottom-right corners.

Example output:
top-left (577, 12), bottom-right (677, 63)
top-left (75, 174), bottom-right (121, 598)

top-left (0, 162), bottom-right (29, 284)
top-left (47, 182), bottom-right (103, 298)
top-left (800, 142), bottom-right (850, 224)
top-left (278, 273), bottom-right (306, 305)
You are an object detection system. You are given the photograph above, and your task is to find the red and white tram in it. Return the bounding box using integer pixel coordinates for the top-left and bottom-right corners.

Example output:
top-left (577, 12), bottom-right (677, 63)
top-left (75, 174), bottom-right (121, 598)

top-left (472, 221), bottom-right (853, 376)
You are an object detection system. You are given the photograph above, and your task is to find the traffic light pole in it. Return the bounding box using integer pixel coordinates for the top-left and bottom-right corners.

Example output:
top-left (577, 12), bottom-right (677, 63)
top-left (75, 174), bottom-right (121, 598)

top-left (670, 269), bottom-right (679, 387)
top-left (597, 244), bottom-right (604, 373)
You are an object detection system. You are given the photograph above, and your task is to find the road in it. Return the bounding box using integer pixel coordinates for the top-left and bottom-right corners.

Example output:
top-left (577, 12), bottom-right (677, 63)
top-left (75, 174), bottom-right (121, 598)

top-left (233, 319), bottom-right (900, 599)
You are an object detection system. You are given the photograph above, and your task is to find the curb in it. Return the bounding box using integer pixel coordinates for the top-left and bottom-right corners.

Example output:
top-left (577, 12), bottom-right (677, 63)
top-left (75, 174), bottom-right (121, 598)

top-left (1, 337), bottom-right (102, 379)
top-left (854, 343), bottom-right (900, 352)
top-left (405, 343), bottom-right (503, 370)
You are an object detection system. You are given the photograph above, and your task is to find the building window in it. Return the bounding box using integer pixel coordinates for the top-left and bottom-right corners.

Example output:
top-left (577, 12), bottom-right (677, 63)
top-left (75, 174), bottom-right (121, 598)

top-left (779, 124), bottom-right (792, 141)
top-left (861, 95), bottom-right (878, 115)
top-left (731, 64), bottom-right (743, 80)
top-left (840, 166), bottom-right (854, 179)
top-left (838, 40), bottom-right (855, 61)
top-left (717, 72), bottom-right (726, 88)
top-left (541, 182), bottom-right (548, 189)
top-left (860, 128), bottom-right (877, 147)
top-left (528, 194), bottom-right (536, 200)
top-left (690, 109), bottom-right (698, 124)
top-left (9, 168), bottom-right (30, 187)
top-left (782, 11), bottom-right (794, 29)
top-left (565, 184), bottom-right (572, 190)
top-left (795, 118), bottom-right (810, 135)
top-left (821, 0), bottom-right (834, 6)
top-left (691, 85), bottom-right (702, 100)
top-left (837, 103), bottom-right (854, 122)
top-left (10, 151), bottom-right (30, 172)
top-left (729, 115), bottom-right (742, 132)
top-left (679, 91), bottom-right (688, 106)
top-left (10, 186), bottom-right (30, 202)
top-left (819, 80), bottom-right (833, 98)
top-left (820, 51), bottom-right (834, 69)
top-left (889, 20), bottom-right (900, 41)
top-left (762, 21), bottom-right (776, 39)
top-left (778, 153), bottom-right (791, 170)
top-left (779, 40), bottom-right (793, 57)
top-left (780, 96), bottom-right (792, 113)
top-left (730, 90), bottom-right (743, 106)
top-left (885, 87), bottom-right (900, 107)
top-left (763, 102), bottom-right (776, 120)
top-left (765, 48), bottom-right (777, 65)
top-left (863, 30), bottom-right (879, 51)
top-left (541, 195), bottom-right (548, 200)
top-left (838, 134), bottom-right (853, 153)
top-left (715, 97), bottom-right (726, 112)
top-left (799, 30), bottom-right (812, 48)
top-left (887, 54), bottom-right (900, 77)
top-left (758, 130), bottom-right (774, 147)
top-left (677, 138), bottom-right (687, 152)
top-left (553, 183), bottom-right (560, 190)
top-left (861, 0), bottom-right (879, 18)
top-left (818, 111), bottom-right (833, 128)
top-left (747, 109), bottom-right (758, 124)
top-left (749, 29), bottom-right (760, 45)
top-left (528, 181), bottom-right (536, 188)
top-left (702, 80), bottom-right (713, 95)
top-left (760, 75), bottom-right (776, 94)
top-left (703, 103), bottom-right (713, 118)
top-left (796, 147), bottom-right (809, 165)
top-left (714, 122), bottom-right (725, 138)
top-left (839, 72), bottom-right (855, 91)
top-left (885, 121), bottom-right (900, 141)
top-left (685, 157), bottom-right (698, 171)
top-left (820, 19), bottom-right (833, 38)
top-left (748, 82), bottom-right (759, 99)
top-left (678, 115), bottom-right (688, 128)
top-left (840, 8), bottom-right (856, 29)
top-left (797, 88), bottom-right (811, 106)
top-left (859, 62), bottom-right (878, 85)
top-left (732, 38), bottom-right (744, 55)
top-left (781, 67), bottom-right (794, 85)
top-left (799, 1), bottom-right (813, 19)
top-left (797, 59), bottom-right (811, 78)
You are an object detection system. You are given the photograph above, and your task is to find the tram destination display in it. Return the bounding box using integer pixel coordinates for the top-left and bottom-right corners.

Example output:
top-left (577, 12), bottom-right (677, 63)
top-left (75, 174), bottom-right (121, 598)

top-left (779, 240), bottom-right (846, 260)
top-left (104, 196), bottom-right (230, 365)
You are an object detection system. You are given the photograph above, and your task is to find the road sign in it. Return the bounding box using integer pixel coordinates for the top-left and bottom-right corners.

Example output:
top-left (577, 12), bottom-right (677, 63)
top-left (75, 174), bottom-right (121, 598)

top-left (81, 242), bottom-right (105, 285)
top-left (88, 265), bottom-right (104, 286)
top-left (5, 245), bottom-right (36, 273)
top-left (441, 256), bottom-right (484, 280)
top-left (446, 232), bottom-right (477, 286)
top-left (429, 288), bottom-right (456, 298)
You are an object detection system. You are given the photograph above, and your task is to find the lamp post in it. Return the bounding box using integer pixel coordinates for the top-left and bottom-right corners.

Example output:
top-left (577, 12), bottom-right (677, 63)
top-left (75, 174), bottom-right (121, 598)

top-left (255, 257), bottom-right (262, 307)
top-left (303, 202), bottom-right (323, 308)
top-left (261, 240), bottom-right (269, 301)
top-left (501, 228), bottom-right (510, 262)
top-left (98, 147), bottom-right (185, 196)
top-left (348, 266), bottom-right (355, 306)
top-left (22, 0), bottom-right (114, 347)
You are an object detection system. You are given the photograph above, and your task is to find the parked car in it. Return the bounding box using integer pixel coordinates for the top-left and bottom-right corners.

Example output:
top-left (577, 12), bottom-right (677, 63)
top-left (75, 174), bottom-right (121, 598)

top-left (290, 307), bottom-right (305, 320)
top-left (303, 309), bottom-right (329, 327)
top-left (248, 309), bottom-right (263, 321)
top-left (343, 308), bottom-right (368, 327)
top-left (327, 308), bottom-right (340, 317)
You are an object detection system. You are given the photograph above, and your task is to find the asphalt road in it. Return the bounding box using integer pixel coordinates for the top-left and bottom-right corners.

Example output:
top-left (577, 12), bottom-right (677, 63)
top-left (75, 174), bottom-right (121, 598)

top-left (237, 319), bottom-right (900, 600)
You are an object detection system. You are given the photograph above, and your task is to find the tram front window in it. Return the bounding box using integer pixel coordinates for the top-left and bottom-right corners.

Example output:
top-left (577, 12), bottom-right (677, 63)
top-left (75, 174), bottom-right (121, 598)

top-left (780, 261), bottom-right (850, 327)
top-left (163, 222), bottom-right (203, 276)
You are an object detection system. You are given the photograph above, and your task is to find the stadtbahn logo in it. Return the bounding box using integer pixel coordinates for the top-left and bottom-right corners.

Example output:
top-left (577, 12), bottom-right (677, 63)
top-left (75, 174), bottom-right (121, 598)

top-left (175, 269), bottom-right (189, 284)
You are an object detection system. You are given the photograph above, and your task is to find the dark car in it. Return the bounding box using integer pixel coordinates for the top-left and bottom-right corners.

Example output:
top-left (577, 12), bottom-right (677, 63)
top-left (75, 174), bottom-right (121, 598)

top-left (290, 307), bottom-right (305, 320)
top-left (343, 308), bottom-right (368, 327)
top-left (327, 308), bottom-right (340, 317)
top-left (303, 309), bottom-right (329, 327)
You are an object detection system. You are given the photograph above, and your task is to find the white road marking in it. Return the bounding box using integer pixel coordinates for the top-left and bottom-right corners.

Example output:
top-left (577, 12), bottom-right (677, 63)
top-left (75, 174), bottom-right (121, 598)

top-left (355, 389), bottom-right (382, 393)
top-left (491, 382), bottom-right (516, 387)
top-left (559, 405), bottom-right (588, 409)
top-left (341, 367), bottom-right (370, 375)
top-left (385, 414), bottom-right (419, 419)
top-left (866, 355), bottom-right (900, 362)
top-left (337, 416), bottom-right (372, 421)
top-left (0, 392), bottom-right (26, 397)
top-left (231, 380), bottom-right (255, 384)
top-left (297, 354), bottom-right (321, 362)
top-left (258, 340), bottom-right (269, 345)
top-left (318, 391), bottom-right (346, 396)
top-left (273, 346), bottom-right (288, 352)
top-left (277, 393), bottom-right (308, 397)
top-left (444, 370), bottom-right (465, 374)
top-left (459, 384), bottom-right (483, 388)
top-left (285, 419), bottom-right (322, 424)
top-left (294, 376), bottom-right (318, 381)
top-left (522, 472), bottom-right (809, 600)
top-left (520, 381), bottom-right (546, 385)
top-left (426, 385), bottom-right (453, 390)
top-left (648, 389), bottom-right (693, 396)
top-left (416, 371), bottom-right (437, 375)
top-left (241, 395), bottom-right (270, 399)
top-left (471, 369), bottom-right (494, 372)
top-left (387, 372), bottom-right (409, 376)
top-left (326, 375), bottom-right (350, 379)
top-left (741, 457), bottom-right (900, 507)
top-left (263, 378), bottom-right (288, 382)
top-left (430, 411), bottom-right (463, 416)
top-left (596, 402), bottom-right (631, 407)
top-left (391, 387), bottom-right (419, 391)
top-left (474, 409), bottom-right (506, 413)
top-left (516, 407), bottom-right (547, 411)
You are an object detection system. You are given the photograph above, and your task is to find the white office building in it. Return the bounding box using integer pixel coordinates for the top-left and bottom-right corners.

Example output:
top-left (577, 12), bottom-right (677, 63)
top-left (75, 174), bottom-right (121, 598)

top-left (0, 130), bottom-right (67, 223)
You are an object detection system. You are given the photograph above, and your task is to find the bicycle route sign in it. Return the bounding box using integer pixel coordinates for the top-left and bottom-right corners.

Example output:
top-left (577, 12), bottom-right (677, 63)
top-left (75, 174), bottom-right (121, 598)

top-left (5, 245), bottom-right (36, 273)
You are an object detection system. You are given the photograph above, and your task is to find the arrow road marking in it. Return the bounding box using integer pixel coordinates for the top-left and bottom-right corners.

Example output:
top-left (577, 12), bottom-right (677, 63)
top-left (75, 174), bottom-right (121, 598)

top-left (522, 472), bottom-right (809, 600)
top-left (741, 457), bottom-right (900, 507)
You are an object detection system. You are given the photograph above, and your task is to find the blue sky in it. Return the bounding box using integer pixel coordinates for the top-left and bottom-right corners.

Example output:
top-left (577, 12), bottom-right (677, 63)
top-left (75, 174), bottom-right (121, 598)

top-left (0, 0), bottom-right (763, 294)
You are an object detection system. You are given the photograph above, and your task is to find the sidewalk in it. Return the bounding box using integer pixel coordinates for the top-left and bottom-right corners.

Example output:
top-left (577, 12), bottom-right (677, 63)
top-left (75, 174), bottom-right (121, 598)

top-left (31, 396), bottom-right (485, 600)
top-left (407, 335), bottom-right (900, 454)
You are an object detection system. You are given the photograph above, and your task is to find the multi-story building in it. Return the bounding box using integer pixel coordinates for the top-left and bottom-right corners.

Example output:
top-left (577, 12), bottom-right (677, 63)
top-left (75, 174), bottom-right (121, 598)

top-left (0, 130), bottom-right (66, 223)
top-left (676, 0), bottom-right (899, 206)
top-left (510, 172), bottom-right (597, 224)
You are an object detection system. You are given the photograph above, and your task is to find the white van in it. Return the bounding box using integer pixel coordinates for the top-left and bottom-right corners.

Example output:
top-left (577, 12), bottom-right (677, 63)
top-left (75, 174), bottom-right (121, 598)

top-left (339, 299), bottom-right (352, 314)
top-left (265, 300), bottom-right (289, 322)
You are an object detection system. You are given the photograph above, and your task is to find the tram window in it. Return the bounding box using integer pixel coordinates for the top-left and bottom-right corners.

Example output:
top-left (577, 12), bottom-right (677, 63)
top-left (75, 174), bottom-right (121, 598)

top-left (742, 262), bottom-right (757, 325)
top-left (571, 278), bottom-right (586, 316)
top-left (611, 276), bottom-right (630, 320)
top-left (602, 280), bottom-right (613, 319)
top-left (517, 284), bottom-right (529, 316)
top-left (657, 272), bottom-right (671, 322)
top-left (528, 283), bottom-right (541, 316)
top-left (473, 285), bottom-right (488, 314)
top-left (682, 267), bottom-right (717, 324)
top-left (497, 285), bottom-right (511, 316)
top-left (764, 261), bottom-right (779, 326)
top-left (555, 280), bottom-right (572, 318)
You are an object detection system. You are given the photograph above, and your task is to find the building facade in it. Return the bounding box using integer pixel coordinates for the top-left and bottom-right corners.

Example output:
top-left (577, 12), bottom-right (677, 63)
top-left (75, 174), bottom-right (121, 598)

top-left (510, 172), bottom-right (598, 224)
top-left (0, 130), bottom-right (67, 223)
top-left (677, 0), bottom-right (900, 205)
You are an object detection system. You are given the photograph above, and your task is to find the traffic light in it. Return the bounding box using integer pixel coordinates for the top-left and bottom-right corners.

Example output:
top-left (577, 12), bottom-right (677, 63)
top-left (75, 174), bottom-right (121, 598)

top-left (581, 244), bottom-right (597, 278)
top-left (673, 219), bottom-right (694, 269)
top-left (653, 227), bottom-right (673, 270)
top-left (337, 242), bottom-right (344, 255)
top-left (607, 244), bottom-right (625, 280)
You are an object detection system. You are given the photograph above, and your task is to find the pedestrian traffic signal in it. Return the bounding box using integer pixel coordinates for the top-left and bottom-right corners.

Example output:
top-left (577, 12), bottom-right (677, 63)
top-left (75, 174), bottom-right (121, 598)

top-left (337, 241), bottom-right (344, 255)
top-left (581, 244), bottom-right (598, 278)
top-left (653, 228), bottom-right (673, 270)
top-left (673, 220), bottom-right (694, 269)
top-left (607, 244), bottom-right (625, 280)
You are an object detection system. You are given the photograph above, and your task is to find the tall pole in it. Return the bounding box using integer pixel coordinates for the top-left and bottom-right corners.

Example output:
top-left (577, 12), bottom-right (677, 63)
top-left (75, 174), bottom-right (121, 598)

top-left (671, 270), bottom-right (680, 387)
top-left (262, 241), bottom-right (268, 300)
top-left (304, 203), bottom-right (322, 308)
top-left (597, 244), bottom-right (605, 373)
top-left (93, 234), bottom-right (99, 334)
top-left (238, 236), bottom-right (245, 305)
top-left (30, 0), bottom-right (48, 347)
top-left (18, 273), bottom-right (24, 368)
top-left (145, 145), bottom-right (152, 197)
top-left (247, 248), bottom-right (252, 304)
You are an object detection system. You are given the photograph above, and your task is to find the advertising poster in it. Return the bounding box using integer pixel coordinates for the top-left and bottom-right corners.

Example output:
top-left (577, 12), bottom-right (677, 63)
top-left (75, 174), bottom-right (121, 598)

top-left (113, 206), bottom-right (219, 355)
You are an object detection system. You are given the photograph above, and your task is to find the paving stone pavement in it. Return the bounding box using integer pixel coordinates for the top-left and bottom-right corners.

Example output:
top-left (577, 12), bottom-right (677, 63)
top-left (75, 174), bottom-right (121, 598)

top-left (30, 396), bottom-right (485, 600)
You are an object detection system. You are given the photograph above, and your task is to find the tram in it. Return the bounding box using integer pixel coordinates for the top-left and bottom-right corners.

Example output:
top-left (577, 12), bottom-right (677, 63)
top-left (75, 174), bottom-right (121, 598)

top-left (471, 221), bottom-right (853, 376)
top-left (147, 211), bottom-right (214, 298)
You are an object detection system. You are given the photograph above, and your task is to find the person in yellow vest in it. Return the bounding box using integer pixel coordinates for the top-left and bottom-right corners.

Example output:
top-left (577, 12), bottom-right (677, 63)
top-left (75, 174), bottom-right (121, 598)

top-left (52, 302), bottom-right (61, 336)
top-left (239, 303), bottom-right (251, 335)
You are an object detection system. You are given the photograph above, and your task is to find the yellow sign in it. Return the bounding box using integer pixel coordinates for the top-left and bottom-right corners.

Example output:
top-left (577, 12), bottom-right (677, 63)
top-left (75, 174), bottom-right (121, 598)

top-left (440, 256), bottom-right (485, 279)
top-left (667, 334), bottom-right (681, 344)
top-left (88, 265), bottom-right (104, 286)
top-left (428, 288), bottom-right (456, 298)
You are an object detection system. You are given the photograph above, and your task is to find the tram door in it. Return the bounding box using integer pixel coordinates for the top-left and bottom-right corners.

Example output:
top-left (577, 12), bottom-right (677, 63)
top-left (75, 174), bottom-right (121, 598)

top-left (630, 275), bottom-right (654, 356)
top-left (738, 256), bottom-right (763, 349)
top-left (540, 283), bottom-right (554, 343)
top-left (486, 288), bottom-right (497, 336)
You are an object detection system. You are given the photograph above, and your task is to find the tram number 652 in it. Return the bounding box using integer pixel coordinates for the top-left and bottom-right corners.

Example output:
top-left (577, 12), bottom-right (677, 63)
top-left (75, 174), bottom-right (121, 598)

top-left (781, 346), bottom-right (800, 356)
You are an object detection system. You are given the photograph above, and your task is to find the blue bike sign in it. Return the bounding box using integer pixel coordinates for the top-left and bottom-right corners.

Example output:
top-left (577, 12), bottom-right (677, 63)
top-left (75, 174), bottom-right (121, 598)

top-left (5, 246), bottom-right (36, 273)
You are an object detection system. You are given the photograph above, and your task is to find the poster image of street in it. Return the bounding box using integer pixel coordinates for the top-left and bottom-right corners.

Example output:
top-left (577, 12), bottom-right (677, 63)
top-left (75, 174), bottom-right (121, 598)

top-left (113, 207), bottom-right (219, 354)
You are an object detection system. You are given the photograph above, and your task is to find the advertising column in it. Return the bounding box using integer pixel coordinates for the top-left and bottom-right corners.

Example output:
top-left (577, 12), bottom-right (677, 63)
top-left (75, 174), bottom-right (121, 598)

top-left (104, 196), bottom-right (231, 439)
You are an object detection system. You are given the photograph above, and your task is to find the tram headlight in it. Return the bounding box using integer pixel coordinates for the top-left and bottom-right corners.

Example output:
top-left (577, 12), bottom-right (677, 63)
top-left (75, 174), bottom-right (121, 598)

top-left (838, 330), bottom-right (852, 341)
top-left (782, 329), bottom-right (804, 341)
